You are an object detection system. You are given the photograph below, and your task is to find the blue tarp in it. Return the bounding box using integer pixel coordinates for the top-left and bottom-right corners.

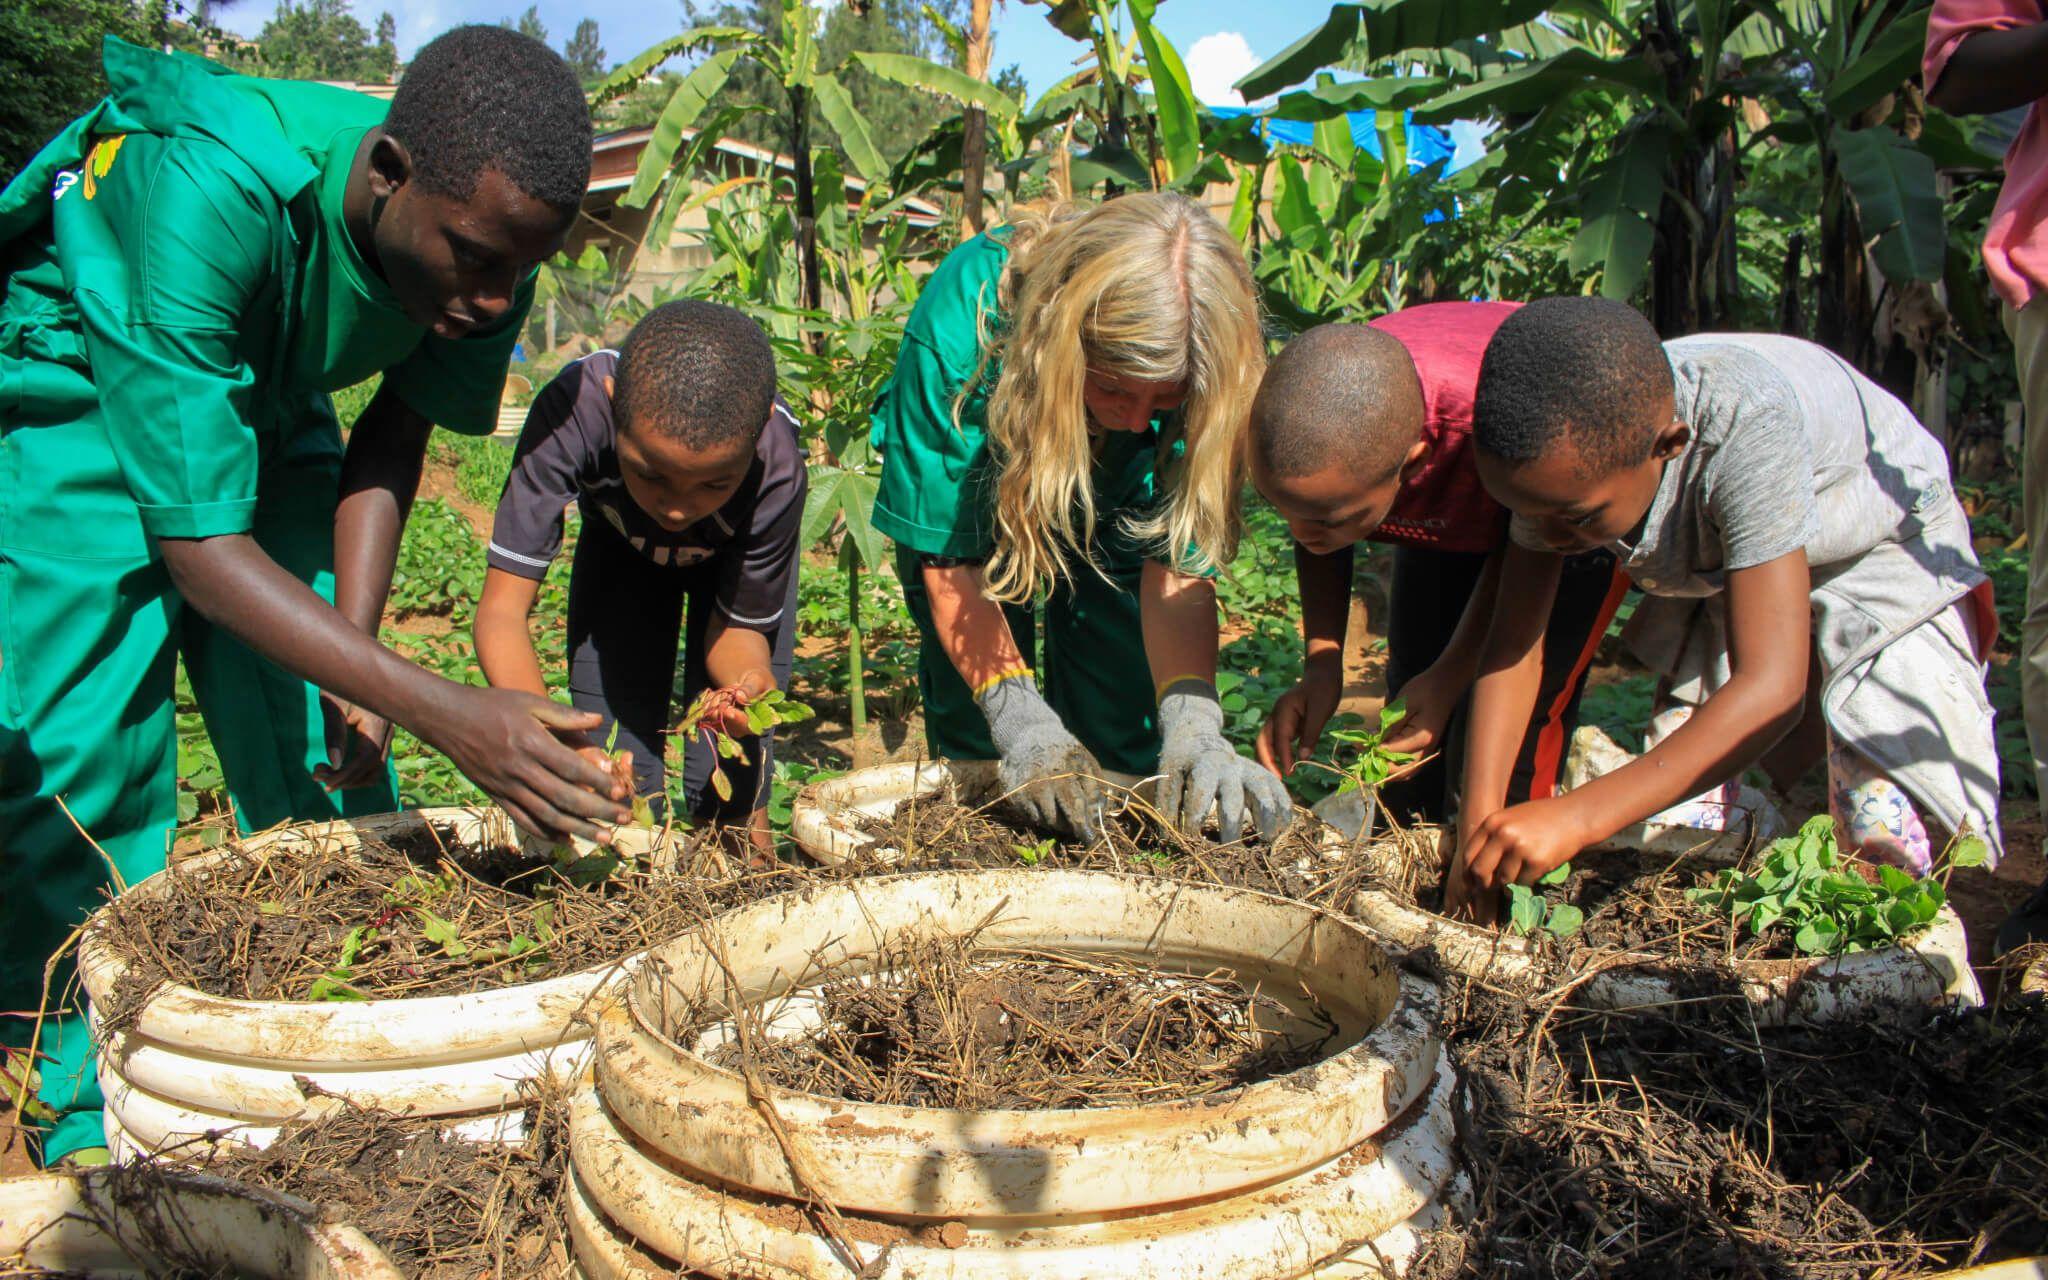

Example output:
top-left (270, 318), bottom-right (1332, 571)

top-left (1209, 104), bottom-right (1459, 172)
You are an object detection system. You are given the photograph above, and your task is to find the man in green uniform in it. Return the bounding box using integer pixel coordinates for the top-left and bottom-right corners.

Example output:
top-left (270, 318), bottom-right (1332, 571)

top-left (871, 226), bottom-right (1170, 780)
top-left (0, 26), bottom-right (631, 1165)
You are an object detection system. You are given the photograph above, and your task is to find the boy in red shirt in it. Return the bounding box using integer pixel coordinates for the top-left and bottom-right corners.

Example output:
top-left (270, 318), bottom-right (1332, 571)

top-left (1252, 305), bottom-right (1628, 823)
top-left (1925, 1), bottom-right (2048, 953)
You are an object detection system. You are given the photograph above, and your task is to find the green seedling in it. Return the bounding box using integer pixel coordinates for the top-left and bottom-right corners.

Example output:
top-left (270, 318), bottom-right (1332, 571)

top-left (1687, 815), bottom-right (1987, 957)
top-left (676, 686), bottom-right (816, 803)
top-left (415, 908), bottom-right (469, 960)
top-left (601, 722), bottom-right (656, 830)
top-left (1011, 836), bottom-right (1056, 866)
top-left (1326, 700), bottom-right (1418, 795)
top-left (307, 924), bottom-right (378, 1002)
top-left (1503, 862), bottom-right (1584, 940)
top-left (3, 1047), bottom-right (56, 1123)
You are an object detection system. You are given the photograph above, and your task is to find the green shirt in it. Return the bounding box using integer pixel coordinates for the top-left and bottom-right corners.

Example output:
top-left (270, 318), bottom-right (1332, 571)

top-left (869, 226), bottom-right (1174, 570)
top-left (0, 38), bottom-right (530, 545)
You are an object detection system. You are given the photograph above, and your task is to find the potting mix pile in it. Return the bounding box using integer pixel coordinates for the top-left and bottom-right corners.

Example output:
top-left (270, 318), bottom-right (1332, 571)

top-left (1377, 825), bottom-right (1810, 964)
top-left (694, 924), bottom-right (1339, 1110)
top-left (850, 789), bottom-right (1413, 909)
top-left (91, 813), bottom-right (810, 1012)
top-left (195, 1090), bottom-right (573, 1280)
top-left (1414, 964), bottom-right (2048, 1278)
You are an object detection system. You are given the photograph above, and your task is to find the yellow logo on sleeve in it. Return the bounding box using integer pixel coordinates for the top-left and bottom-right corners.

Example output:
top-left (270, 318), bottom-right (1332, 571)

top-left (81, 134), bottom-right (126, 201)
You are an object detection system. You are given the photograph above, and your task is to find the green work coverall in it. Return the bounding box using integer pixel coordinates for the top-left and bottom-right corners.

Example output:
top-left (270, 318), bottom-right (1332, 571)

top-left (0, 39), bottom-right (531, 1161)
top-left (868, 227), bottom-right (1182, 777)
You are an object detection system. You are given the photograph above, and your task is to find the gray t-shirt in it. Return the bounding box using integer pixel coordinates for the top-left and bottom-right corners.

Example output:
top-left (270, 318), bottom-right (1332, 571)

top-left (486, 350), bottom-right (806, 630)
top-left (1515, 334), bottom-right (1962, 598)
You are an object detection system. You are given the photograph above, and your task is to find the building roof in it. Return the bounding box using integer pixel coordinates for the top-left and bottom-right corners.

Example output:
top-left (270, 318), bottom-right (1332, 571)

top-left (589, 126), bottom-right (945, 226)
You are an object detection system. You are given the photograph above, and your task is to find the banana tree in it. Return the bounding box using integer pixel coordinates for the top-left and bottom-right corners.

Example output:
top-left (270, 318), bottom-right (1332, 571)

top-left (596, 2), bottom-right (1017, 329)
top-left (1007, 0), bottom-right (1215, 194)
top-left (1243, 0), bottom-right (1974, 363)
top-left (1735, 0), bottom-right (1996, 396)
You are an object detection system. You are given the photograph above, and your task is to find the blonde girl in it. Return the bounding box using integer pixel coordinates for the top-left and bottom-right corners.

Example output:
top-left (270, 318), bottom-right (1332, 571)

top-left (870, 191), bottom-right (1289, 840)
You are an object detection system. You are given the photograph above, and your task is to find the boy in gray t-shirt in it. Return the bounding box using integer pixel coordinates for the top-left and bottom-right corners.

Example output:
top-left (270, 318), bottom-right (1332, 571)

top-left (1447, 297), bottom-right (2000, 914)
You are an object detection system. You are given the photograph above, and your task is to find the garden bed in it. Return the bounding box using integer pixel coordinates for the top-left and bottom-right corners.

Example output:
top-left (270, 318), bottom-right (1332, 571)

top-left (1433, 970), bottom-right (2048, 1276)
top-left (688, 922), bottom-right (1339, 1111)
top-left (1350, 815), bottom-right (1981, 1025)
top-left (575, 867), bottom-right (1459, 1278)
top-left (80, 808), bottom-right (819, 1156)
top-left (93, 809), bottom-right (729, 1009)
top-left (793, 758), bottom-right (1419, 910)
top-left (192, 1092), bottom-right (573, 1280)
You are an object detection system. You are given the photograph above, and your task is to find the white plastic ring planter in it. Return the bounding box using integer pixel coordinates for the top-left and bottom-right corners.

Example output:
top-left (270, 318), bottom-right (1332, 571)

top-left (569, 1061), bottom-right (1458, 1280)
top-left (601, 868), bottom-right (1440, 1218)
top-left (80, 806), bottom-right (665, 1156)
top-left (1348, 835), bottom-right (1983, 1027)
top-left (790, 760), bottom-right (1147, 866)
top-left (572, 869), bottom-right (1458, 1279)
top-left (0, 1169), bottom-right (404, 1278)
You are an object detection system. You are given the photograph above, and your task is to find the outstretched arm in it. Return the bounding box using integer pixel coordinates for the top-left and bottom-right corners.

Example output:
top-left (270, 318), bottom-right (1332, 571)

top-left (1256, 542), bottom-right (1353, 775)
top-left (163, 534), bottom-right (630, 840)
top-left (1463, 550), bottom-right (1811, 890)
top-left (1926, 18), bottom-right (2048, 116)
top-left (317, 385), bottom-right (437, 788)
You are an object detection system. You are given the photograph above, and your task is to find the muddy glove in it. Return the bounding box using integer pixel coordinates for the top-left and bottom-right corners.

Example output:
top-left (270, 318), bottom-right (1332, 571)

top-left (1157, 679), bottom-right (1293, 844)
top-left (977, 673), bottom-right (1108, 839)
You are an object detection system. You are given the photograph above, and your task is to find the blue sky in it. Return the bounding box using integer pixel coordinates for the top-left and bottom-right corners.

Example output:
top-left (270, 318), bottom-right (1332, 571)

top-left (214, 0), bottom-right (1342, 103)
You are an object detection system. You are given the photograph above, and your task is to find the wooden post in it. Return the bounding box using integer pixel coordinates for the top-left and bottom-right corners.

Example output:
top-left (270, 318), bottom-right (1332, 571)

top-left (959, 0), bottom-right (994, 237)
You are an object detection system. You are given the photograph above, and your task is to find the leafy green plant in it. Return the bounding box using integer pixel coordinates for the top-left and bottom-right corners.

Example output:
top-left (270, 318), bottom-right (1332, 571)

top-left (677, 687), bottom-right (817, 802)
top-left (307, 924), bottom-right (377, 1002)
top-left (1328, 700), bottom-right (1418, 795)
top-left (598, 1), bottom-right (1015, 323)
top-left (1503, 863), bottom-right (1585, 940)
top-left (2, 1047), bottom-right (56, 1124)
top-left (1011, 835), bottom-right (1056, 865)
top-left (768, 759), bottom-right (842, 829)
top-left (1687, 815), bottom-right (1990, 956)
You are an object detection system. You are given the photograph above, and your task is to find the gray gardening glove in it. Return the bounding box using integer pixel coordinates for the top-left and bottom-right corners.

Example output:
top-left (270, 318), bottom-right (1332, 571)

top-left (1158, 680), bottom-right (1293, 844)
top-left (977, 674), bottom-right (1108, 839)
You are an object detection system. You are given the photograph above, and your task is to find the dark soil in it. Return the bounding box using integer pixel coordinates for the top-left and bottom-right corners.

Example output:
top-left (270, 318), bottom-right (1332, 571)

top-left (95, 814), bottom-right (789, 1011)
top-left (1556, 850), bottom-right (1799, 962)
top-left (1432, 968), bottom-right (2048, 1278)
top-left (1389, 834), bottom-right (1812, 967)
top-left (195, 1091), bottom-right (572, 1280)
top-left (697, 928), bottom-right (1338, 1110)
top-left (851, 794), bottom-right (1385, 908)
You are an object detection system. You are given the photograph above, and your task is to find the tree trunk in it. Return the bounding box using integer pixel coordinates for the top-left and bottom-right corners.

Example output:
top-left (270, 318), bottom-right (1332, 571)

top-left (789, 87), bottom-right (824, 353)
top-left (959, 0), bottom-right (994, 237)
top-left (1644, 0), bottom-right (1737, 338)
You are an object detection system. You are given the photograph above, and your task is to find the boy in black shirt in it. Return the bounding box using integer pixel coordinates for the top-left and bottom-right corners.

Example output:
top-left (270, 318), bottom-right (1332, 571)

top-left (476, 301), bottom-right (804, 850)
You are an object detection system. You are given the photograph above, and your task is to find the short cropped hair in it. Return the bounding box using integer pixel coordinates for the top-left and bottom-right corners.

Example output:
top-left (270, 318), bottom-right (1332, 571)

top-left (383, 25), bottom-right (592, 212)
top-left (1251, 323), bottom-right (1425, 481)
top-left (1473, 297), bottom-right (1672, 477)
top-left (614, 301), bottom-right (778, 449)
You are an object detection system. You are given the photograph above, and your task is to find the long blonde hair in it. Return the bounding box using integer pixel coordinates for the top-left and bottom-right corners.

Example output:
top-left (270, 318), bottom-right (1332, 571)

top-left (967, 192), bottom-right (1263, 604)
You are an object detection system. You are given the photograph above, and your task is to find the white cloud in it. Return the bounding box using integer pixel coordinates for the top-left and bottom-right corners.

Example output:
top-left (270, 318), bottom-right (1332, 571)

top-left (1182, 31), bottom-right (1257, 107)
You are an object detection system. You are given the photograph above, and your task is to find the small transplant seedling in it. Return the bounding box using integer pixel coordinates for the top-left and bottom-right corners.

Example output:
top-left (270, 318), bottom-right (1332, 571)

top-left (308, 924), bottom-right (377, 1002)
top-left (1327, 700), bottom-right (1419, 796)
top-left (675, 686), bottom-right (816, 803)
top-left (1686, 815), bottom-right (1989, 957)
top-left (1011, 836), bottom-right (1056, 866)
top-left (3, 1047), bottom-right (56, 1123)
top-left (1503, 863), bottom-right (1585, 940)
